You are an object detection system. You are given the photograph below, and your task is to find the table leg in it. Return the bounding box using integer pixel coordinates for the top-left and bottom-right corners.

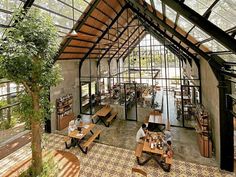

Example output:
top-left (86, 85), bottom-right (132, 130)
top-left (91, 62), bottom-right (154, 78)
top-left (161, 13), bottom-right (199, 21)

top-left (77, 142), bottom-right (87, 154)
top-left (136, 156), bottom-right (152, 165)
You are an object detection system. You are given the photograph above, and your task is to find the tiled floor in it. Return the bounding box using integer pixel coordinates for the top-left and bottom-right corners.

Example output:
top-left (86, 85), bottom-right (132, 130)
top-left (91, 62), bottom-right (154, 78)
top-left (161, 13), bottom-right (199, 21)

top-left (58, 118), bottom-right (217, 167)
top-left (0, 133), bottom-right (234, 177)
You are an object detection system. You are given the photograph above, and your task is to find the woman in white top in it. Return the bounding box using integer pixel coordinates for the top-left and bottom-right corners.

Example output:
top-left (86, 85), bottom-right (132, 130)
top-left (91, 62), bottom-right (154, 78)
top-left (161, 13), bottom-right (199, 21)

top-left (136, 124), bottom-right (147, 143)
top-left (68, 120), bottom-right (76, 134)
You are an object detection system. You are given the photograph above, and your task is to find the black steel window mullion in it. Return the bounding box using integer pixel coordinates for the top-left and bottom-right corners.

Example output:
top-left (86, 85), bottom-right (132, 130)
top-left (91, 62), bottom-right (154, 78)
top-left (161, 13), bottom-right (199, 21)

top-left (127, 9), bottom-right (131, 83)
top-left (150, 35), bottom-right (154, 88)
top-left (164, 39), bottom-right (170, 124)
top-left (119, 29), bottom-right (145, 60)
top-left (101, 16), bottom-right (137, 65)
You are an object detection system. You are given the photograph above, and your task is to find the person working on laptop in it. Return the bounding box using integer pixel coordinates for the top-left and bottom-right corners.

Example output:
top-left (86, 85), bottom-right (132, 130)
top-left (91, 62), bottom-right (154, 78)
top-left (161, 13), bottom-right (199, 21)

top-left (136, 124), bottom-right (148, 143)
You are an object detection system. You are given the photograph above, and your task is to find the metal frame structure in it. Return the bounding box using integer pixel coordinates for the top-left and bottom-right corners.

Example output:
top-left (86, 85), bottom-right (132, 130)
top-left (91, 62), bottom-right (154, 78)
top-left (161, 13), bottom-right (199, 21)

top-left (0, 0), bottom-right (235, 172)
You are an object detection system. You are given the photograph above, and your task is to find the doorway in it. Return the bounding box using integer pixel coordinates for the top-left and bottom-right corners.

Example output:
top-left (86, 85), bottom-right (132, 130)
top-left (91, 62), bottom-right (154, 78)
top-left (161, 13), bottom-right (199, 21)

top-left (124, 83), bottom-right (137, 121)
top-left (80, 81), bottom-right (99, 115)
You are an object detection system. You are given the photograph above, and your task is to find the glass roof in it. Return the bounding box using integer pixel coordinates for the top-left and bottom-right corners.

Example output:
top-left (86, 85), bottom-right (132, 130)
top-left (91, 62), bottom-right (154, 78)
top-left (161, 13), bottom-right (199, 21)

top-left (204, 39), bottom-right (229, 52)
top-left (0, 0), bottom-right (236, 64)
top-left (208, 0), bottom-right (236, 31)
top-left (189, 26), bottom-right (210, 42)
top-left (0, 0), bottom-right (23, 36)
top-left (165, 5), bottom-right (177, 23)
top-left (184, 0), bottom-right (216, 15)
top-left (147, 0), bottom-right (236, 63)
top-left (219, 54), bottom-right (236, 63)
top-left (177, 16), bottom-right (194, 32)
top-left (0, 0), bottom-right (90, 39)
top-left (153, 0), bottom-right (162, 14)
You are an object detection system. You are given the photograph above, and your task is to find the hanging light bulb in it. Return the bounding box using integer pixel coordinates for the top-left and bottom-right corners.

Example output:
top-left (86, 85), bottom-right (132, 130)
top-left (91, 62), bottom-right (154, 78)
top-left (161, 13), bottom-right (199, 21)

top-left (69, 29), bottom-right (78, 36)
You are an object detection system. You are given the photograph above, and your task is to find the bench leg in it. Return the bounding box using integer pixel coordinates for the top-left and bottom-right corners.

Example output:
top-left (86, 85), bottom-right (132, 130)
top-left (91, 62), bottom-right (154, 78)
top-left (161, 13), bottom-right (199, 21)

top-left (77, 143), bottom-right (87, 154)
top-left (65, 142), bottom-right (71, 149)
top-left (100, 118), bottom-right (109, 127)
top-left (158, 160), bottom-right (171, 172)
top-left (96, 134), bottom-right (100, 140)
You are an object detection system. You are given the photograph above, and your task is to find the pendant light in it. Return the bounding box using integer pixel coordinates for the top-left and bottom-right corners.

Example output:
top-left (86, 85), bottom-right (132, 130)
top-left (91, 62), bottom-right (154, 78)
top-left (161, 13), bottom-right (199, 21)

top-left (68, 0), bottom-right (78, 36)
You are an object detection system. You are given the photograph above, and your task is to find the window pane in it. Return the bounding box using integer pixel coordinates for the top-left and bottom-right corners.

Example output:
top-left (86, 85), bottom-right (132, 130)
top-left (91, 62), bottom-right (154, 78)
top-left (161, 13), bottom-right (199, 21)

top-left (153, 0), bottom-right (162, 13)
top-left (165, 6), bottom-right (176, 23)
top-left (184, 0), bottom-right (215, 15)
top-left (177, 16), bottom-right (194, 32)
top-left (189, 27), bottom-right (210, 42)
top-left (204, 39), bottom-right (228, 52)
top-left (220, 54), bottom-right (236, 62)
top-left (209, 1), bottom-right (236, 30)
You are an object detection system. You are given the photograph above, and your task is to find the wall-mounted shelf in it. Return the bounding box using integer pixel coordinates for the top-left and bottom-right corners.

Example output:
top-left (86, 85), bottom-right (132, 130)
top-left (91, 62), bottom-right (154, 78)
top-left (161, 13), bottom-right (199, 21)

top-left (195, 104), bottom-right (212, 158)
top-left (56, 94), bottom-right (74, 130)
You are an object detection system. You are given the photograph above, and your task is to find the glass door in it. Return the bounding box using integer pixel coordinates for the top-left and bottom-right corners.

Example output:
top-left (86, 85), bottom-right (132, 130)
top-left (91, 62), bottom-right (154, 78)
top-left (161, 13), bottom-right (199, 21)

top-left (81, 82), bottom-right (90, 114)
top-left (80, 81), bottom-right (100, 115)
top-left (125, 83), bottom-right (137, 121)
top-left (181, 85), bottom-right (200, 128)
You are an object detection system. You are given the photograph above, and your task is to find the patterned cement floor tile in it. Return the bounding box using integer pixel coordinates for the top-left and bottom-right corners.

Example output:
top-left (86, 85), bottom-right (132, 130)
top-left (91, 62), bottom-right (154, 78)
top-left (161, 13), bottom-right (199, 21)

top-left (0, 133), bottom-right (234, 177)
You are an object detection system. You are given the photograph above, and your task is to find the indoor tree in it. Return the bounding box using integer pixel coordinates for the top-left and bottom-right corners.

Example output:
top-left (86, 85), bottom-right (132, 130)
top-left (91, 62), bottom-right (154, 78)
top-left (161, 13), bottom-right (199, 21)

top-left (0, 9), bottom-right (61, 175)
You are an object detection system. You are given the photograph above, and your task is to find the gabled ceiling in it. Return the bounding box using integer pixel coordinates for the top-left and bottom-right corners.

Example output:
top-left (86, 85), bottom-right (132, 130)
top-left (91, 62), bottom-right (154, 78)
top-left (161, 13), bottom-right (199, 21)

top-left (56, 0), bottom-right (236, 77)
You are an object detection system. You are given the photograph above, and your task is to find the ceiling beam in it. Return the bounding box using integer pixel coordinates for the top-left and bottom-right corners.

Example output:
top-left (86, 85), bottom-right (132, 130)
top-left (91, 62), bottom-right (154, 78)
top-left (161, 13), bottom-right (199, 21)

top-left (160, 0), bottom-right (236, 54)
top-left (126, 0), bottom-right (224, 73)
top-left (97, 16), bottom-right (137, 65)
top-left (79, 5), bottom-right (128, 69)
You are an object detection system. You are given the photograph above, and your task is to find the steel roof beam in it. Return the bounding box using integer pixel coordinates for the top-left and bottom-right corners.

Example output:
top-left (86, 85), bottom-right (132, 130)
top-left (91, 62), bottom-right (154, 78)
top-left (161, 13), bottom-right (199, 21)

top-left (97, 16), bottom-right (137, 65)
top-left (107, 27), bottom-right (144, 64)
top-left (126, 0), bottom-right (224, 73)
top-left (79, 5), bottom-right (128, 69)
top-left (160, 0), bottom-right (236, 54)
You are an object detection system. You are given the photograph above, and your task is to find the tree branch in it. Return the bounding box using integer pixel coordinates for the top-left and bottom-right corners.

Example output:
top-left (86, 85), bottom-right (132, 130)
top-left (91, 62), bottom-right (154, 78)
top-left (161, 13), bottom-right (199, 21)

top-left (22, 81), bottom-right (33, 95)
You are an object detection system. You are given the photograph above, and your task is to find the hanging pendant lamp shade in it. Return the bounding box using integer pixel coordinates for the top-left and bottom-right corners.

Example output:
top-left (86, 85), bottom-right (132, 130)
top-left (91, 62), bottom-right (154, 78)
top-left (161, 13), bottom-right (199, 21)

top-left (68, 29), bottom-right (78, 36)
top-left (68, 0), bottom-right (78, 36)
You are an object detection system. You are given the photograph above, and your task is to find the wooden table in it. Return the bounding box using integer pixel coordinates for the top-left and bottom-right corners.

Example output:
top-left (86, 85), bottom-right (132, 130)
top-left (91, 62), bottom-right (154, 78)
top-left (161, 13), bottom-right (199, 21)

top-left (92, 106), bottom-right (112, 126)
top-left (2, 150), bottom-right (80, 177)
top-left (68, 123), bottom-right (95, 153)
top-left (135, 132), bottom-right (172, 172)
top-left (95, 106), bottom-right (112, 117)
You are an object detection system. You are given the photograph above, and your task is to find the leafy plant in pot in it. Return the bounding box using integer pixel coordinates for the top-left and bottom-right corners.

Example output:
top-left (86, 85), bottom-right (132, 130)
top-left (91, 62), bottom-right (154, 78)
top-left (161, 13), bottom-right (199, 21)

top-left (0, 9), bottom-right (62, 176)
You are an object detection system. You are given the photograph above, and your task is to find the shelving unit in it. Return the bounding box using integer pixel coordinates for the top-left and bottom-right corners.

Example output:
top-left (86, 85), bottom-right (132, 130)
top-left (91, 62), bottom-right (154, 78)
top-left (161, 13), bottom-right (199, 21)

top-left (56, 94), bottom-right (74, 130)
top-left (195, 104), bottom-right (212, 158)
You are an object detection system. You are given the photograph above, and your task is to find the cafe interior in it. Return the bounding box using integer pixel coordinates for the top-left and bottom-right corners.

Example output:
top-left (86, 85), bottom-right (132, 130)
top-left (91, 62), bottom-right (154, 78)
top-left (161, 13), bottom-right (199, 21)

top-left (0, 0), bottom-right (236, 176)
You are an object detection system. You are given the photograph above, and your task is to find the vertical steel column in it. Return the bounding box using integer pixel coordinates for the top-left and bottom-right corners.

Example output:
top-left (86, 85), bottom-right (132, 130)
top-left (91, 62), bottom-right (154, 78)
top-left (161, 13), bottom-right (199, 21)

top-left (150, 35), bottom-right (154, 96)
top-left (138, 20), bottom-right (142, 84)
top-left (164, 39), bottom-right (170, 125)
top-left (218, 76), bottom-right (234, 171)
top-left (127, 9), bottom-right (131, 83)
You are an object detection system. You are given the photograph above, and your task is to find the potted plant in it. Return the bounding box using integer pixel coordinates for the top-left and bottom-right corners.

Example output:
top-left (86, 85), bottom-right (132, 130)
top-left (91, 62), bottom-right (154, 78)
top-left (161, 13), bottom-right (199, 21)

top-left (0, 9), bottom-right (61, 176)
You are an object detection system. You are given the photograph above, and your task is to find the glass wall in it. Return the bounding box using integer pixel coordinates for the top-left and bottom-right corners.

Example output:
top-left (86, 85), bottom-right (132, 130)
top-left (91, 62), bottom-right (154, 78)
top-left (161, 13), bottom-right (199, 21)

top-left (81, 34), bottom-right (200, 128)
top-left (0, 79), bottom-right (24, 144)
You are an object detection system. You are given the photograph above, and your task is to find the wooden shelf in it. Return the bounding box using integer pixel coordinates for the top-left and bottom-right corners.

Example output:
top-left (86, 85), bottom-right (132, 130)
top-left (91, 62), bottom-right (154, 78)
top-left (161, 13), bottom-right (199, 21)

top-left (56, 94), bottom-right (73, 130)
top-left (195, 105), bottom-right (212, 158)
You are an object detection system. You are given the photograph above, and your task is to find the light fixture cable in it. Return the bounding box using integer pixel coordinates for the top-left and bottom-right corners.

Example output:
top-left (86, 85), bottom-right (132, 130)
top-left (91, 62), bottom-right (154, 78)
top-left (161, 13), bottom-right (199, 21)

top-left (69, 0), bottom-right (78, 36)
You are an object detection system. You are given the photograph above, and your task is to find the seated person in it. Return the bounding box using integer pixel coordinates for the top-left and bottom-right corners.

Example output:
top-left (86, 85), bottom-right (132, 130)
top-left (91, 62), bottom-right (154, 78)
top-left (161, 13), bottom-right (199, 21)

top-left (68, 120), bottom-right (77, 147)
top-left (75, 114), bottom-right (82, 127)
top-left (163, 130), bottom-right (172, 145)
top-left (163, 140), bottom-right (174, 159)
top-left (136, 124), bottom-right (148, 143)
top-left (68, 120), bottom-right (76, 134)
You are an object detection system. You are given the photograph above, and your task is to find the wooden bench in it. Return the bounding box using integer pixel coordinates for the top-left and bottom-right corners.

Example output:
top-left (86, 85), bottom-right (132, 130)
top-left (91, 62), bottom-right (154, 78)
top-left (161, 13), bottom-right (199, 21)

top-left (83, 130), bottom-right (102, 154)
top-left (165, 157), bottom-right (173, 165)
top-left (64, 136), bottom-right (71, 149)
top-left (2, 150), bottom-right (80, 177)
top-left (106, 112), bottom-right (118, 127)
top-left (135, 143), bottom-right (144, 158)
